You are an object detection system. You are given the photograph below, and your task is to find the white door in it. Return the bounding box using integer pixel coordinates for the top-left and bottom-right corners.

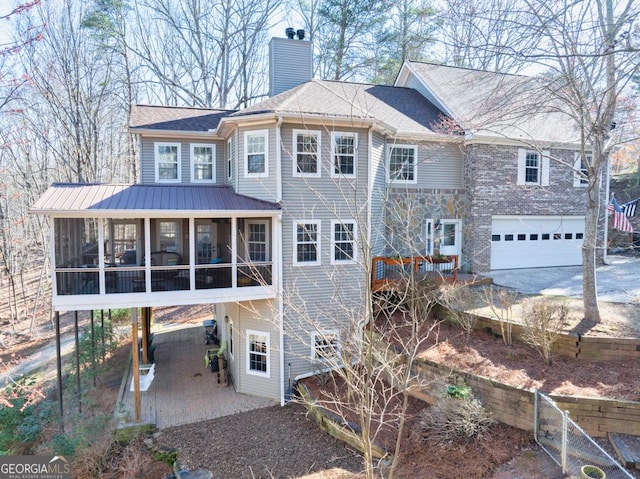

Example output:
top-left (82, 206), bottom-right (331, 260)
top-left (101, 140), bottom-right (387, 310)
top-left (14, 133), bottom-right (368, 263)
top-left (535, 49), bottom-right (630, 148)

top-left (490, 216), bottom-right (584, 269)
top-left (439, 219), bottom-right (461, 256)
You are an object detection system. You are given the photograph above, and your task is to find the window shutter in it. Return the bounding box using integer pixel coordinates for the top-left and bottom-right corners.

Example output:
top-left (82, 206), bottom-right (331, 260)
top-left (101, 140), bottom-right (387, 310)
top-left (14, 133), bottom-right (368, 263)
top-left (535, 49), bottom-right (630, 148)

top-left (573, 152), bottom-right (581, 187)
top-left (516, 149), bottom-right (526, 185)
top-left (541, 150), bottom-right (550, 186)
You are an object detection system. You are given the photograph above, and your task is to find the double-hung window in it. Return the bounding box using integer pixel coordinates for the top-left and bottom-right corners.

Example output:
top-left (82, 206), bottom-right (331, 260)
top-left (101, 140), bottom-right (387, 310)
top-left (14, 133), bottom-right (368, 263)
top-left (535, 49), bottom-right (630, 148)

top-left (331, 220), bottom-right (356, 264)
top-left (245, 130), bottom-right (268, 177)
top-left (517, 148), bottom-right (549, 186)
top-left (294, 221), bottom-right (320, 265)
top-left (246, 330), bottom-right (269, 377)
top-left (155, 142), bottom-right (181, 182)
top-left (388, 145), bottom-right (417, 183)
top-left (293, 129), bottom-right (320, 176)
top-left (311, 331), bottom-right (340, 361)
top-left (191, 144), bottom-right (215, 182)
top-left (331, 132), bottom-right (356, 177)
top-left (525, 151), bottom-right (539, 183)
top-left (573, 151), bottom-right (590, 187)
top-left (227, 137), bottom-right (233, 181)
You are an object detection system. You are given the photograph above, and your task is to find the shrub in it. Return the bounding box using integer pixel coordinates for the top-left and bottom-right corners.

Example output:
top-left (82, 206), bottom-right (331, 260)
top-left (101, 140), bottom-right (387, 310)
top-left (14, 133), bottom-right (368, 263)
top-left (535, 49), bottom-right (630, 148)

top-left (0, 376), bottom-right (48, 454)
top-left (417, 388), bottom-right (495, 446)
top-left (520, 298), bottom-right (569, 365)
top-left (438, 284), bottom-right (477, 343)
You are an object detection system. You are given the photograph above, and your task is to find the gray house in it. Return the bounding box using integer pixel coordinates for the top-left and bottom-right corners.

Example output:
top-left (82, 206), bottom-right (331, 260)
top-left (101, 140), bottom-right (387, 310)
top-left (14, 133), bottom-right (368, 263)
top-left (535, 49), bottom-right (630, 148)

top-left (32, 34), bottom-right (593, 405)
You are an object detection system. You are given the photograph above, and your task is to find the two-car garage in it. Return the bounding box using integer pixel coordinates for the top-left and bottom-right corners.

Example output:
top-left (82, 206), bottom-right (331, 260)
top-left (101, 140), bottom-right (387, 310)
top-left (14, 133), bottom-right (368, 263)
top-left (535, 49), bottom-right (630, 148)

top-left (490, 216), bottom-right (585, 270)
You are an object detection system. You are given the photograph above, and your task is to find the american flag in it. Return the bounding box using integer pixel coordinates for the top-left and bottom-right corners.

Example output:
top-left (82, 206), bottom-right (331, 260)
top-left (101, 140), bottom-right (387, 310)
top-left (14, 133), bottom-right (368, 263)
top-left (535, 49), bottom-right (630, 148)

top-left (608, 197), bottom-right (634, 233)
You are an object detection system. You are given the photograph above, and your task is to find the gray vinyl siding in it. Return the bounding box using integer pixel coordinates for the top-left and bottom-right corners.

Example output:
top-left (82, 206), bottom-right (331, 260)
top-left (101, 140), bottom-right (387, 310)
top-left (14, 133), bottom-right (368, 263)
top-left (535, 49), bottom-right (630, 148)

top-left (386, 140), bottom-right (464, 190)
top-left (139, 136), bottom-right (226, 185)
top-left (221, 300), bottom-right (280, 401)
top-left (269, 37), bottom-right (312, 97)
top-left (402, 72), bottom-right (448, 114)
top-left (370, 131), bottom-right (387, 257)
top-left (235, 126), bottom-right (279, 202)
top-left (279, 123), bottom-right (370, 382)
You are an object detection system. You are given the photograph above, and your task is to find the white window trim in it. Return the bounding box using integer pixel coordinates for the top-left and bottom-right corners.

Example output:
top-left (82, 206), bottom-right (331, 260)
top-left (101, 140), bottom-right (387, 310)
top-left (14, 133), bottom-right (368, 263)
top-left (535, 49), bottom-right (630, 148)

top-left (293, 129), bottom-right (321, 178)
top-left (293, 220), bottom-right (321, 266)
top-left (190, 143), bottom-right (216, 183)
top-left (155, 142), bottom-right (182, 183)
top-left (425, 218), bottom-right (434, 256)
top-left (157, 220), bottom-right (181, 254)
top-left (310, 330), bottom-right (340, 361)
top-left (330, 132), bottom-right (357, 178)
top-left (331, 219), bottom-right (357, 264)
top-left (386, 144), bottom-right (418, 184)
top-left (573, 151), bottom-right (590, 187)
top-left (244, 130), bottom-right (269, 178)
top-left (227, 137), bottom-right (233, 181)
top-left (438, 219), bottom-right (462, 257)
top-left (246, 329), bottom-right (270, 378)
top-left (517, 148), bottom-right (549, 186)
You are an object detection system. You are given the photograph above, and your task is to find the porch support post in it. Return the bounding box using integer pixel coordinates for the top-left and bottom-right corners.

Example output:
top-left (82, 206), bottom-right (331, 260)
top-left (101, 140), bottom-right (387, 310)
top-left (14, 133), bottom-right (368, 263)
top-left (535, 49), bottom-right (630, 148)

top-left (55, 311), bottom-right (64, 432)
top-left (90, 310), bottom-right (96, 386)
top-left (231, 217), bottom-right (237, 288)
top-left (131, 308), bottom-right (141, 422)
top-left (141, 307), bottom-right (148, 364)
top-left (101, 310), bottom-right (105, 361)
top-left (74, 311), bottom-right (81, 414)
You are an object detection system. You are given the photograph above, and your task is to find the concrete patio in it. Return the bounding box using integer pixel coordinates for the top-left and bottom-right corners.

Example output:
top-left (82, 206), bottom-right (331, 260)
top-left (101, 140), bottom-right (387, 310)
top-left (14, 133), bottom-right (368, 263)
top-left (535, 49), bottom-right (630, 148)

top-left (117, 323), bottom-right (276, 429)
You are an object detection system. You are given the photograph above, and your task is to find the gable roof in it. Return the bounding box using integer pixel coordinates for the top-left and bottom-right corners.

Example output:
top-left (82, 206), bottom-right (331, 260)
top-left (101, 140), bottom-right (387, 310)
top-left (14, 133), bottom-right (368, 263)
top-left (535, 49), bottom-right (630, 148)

top-left (31, 184), bottom-right (280, 216)
top-left (399, 61), bottom-right (580, 145)
top-left (233, 79), bottom-right (447, 137)
top-left (130, 105), bottom-right (235, 132)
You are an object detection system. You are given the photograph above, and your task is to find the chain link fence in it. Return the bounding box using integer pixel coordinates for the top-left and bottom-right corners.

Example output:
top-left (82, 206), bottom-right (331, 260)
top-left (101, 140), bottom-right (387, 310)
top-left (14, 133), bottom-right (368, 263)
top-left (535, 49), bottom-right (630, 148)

top-left (535, 389), bottom-right (634, 479)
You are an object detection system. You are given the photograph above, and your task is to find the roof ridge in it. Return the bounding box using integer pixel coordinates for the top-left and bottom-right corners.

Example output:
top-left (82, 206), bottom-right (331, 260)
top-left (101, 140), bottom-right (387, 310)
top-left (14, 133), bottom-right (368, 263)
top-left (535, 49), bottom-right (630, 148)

top-left (407, 60), bottom-right (532, 80)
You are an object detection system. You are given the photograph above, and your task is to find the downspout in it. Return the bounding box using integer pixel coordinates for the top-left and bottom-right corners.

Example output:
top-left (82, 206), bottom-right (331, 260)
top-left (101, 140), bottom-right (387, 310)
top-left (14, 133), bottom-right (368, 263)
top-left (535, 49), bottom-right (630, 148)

top-left (603, 156), bottom-right (611, 265)
top-left (276, 115), bottom-right (283, 202)
top-left (275, 115), bottom-right (285, 405)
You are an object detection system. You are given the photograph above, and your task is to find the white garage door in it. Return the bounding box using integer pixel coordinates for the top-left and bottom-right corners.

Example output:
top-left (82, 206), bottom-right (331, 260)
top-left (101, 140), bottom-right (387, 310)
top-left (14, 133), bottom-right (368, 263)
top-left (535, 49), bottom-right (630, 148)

top-left (490, 216), bottom-right (584, 270)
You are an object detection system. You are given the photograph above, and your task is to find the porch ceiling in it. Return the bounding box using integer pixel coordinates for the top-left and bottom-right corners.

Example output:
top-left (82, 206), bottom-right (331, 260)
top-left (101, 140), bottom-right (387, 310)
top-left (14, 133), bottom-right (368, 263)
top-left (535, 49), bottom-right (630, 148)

top-left (31, 183), bottom-right (280, 216)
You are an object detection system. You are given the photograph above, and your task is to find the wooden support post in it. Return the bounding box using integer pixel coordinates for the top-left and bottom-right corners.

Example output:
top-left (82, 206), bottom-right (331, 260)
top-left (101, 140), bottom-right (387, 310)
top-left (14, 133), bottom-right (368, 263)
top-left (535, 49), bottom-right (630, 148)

top-left (55, 312), bottom-right (64, 432)
top-left (74, 311), bottom-right (81, 414)
top-left (131, 308), bottom-right (141, 423)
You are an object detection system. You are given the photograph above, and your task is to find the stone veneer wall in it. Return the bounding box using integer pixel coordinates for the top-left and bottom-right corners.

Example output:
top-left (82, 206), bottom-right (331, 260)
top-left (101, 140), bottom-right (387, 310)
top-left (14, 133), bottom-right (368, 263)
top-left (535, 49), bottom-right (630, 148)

top-left (463, 144), bottom-right (603, 272)
top-left (385, 188), bottom-right (469, 270)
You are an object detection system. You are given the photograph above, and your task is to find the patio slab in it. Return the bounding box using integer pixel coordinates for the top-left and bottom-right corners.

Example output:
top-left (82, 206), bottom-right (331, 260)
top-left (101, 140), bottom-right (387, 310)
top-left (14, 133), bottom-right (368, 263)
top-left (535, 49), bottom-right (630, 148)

top-left (118, 323), bottom-right (276, 429)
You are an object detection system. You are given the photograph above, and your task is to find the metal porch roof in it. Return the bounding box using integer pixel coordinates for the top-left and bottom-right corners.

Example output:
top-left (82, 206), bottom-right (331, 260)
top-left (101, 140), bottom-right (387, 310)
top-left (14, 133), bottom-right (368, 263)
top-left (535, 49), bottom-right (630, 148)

top-left (31, 184), bottom-right (280, 215)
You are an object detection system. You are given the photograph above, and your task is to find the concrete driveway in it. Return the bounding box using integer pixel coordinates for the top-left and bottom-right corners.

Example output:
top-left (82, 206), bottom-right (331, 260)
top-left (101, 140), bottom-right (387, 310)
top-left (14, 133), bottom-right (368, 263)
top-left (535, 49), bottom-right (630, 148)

top-left (483, 255), bottom-right (640, 304)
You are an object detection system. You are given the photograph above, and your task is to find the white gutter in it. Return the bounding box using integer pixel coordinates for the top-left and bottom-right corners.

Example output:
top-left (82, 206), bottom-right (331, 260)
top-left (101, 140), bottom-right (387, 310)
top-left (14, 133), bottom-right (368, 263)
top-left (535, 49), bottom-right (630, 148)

top-left (276, 115), bottom-right (283, 203)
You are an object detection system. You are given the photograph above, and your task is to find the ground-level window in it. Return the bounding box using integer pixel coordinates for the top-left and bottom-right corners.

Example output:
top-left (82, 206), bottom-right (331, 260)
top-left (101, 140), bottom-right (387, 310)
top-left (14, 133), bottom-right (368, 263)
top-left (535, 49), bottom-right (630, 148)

top-left (331, 220), bottom-right (356, 263)
top-left (311, 331), bottom-right (340, 361)
top-left (294, 221), bottom-right (320, 265)
top-left (246, 330), bottom-right (269, 377)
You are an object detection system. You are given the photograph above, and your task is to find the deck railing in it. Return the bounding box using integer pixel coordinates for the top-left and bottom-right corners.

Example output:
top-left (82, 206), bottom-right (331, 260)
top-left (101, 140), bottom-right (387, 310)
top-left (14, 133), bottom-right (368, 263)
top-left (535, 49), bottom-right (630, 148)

top-left (55, 261), bottom-right (273, 295)
top-left (371, 255), bottom-right (458, 291)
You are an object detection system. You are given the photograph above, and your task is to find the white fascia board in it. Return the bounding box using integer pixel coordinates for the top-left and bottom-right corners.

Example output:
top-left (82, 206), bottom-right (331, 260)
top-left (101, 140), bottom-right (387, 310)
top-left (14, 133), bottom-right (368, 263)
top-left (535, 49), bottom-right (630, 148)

top-left (127, 128), bottom-right (221, 140)
top-left (464, 133), bottom-right (581, 150)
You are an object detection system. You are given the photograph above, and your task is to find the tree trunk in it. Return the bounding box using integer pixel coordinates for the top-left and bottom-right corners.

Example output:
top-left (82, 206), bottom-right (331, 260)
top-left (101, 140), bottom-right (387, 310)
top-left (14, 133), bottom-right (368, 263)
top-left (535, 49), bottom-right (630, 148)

top-left (582, 169), bottom-right (602, 323)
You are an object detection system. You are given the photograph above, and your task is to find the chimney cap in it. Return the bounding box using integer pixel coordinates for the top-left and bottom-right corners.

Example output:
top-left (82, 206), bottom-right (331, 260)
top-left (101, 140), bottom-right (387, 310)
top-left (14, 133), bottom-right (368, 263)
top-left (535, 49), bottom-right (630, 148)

top-left (285, 27), bottom-right (295, 39)
top-left (296, 29), bottom-right (305, 40)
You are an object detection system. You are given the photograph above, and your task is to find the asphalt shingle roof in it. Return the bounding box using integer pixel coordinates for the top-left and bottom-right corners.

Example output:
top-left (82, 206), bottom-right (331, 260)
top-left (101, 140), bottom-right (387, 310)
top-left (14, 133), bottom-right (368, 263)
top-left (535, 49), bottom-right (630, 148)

top-left (234, 80), bottom-right (446, 135)
top-left (405, 61), bottom-right (580, 144)
top-left (130, 105), bottom-right (235, 132)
